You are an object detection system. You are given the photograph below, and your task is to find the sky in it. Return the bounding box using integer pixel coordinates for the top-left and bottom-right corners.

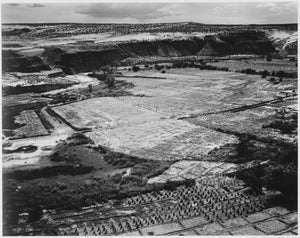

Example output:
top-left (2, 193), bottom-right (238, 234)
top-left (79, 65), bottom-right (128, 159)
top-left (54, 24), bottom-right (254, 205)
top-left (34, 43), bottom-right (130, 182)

top-left (1, 2), bottom-right (298, 24)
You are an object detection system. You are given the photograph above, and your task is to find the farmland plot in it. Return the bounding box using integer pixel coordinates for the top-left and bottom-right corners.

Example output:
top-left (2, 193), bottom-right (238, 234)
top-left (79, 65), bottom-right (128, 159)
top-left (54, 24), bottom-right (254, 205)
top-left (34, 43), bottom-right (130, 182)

top-left (51, 68), bottom-right (295, 161)
top-left (116, 69), bottom-right (293, 117)
top-left (51, 97), bottom-right (165, 130)
top-left (87, 119), bottom-right (238, 160)
top-left (12, 110), bottom-right (49, 139)
top-left (207, 59), bottom-right (297, 74)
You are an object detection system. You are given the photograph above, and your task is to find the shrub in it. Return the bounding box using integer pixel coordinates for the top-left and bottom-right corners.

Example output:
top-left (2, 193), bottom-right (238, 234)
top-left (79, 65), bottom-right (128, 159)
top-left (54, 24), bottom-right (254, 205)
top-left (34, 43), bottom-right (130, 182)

top-left (241, 68), bottom-right (257, 75)
top-left (260, 70), bottom-right (270, 77)
top-left (132, 66), bottom-right (140, 72)
top-left (233, 138), bottom-right (297, 208)
top-left (111, 173), bottom-right (122, 184)
top-left (120, 175), bottom-right (145, 186)
top-left (28, 206), bottom-right (43, 222)
top-left (264, 119), bottom-right (297, 134)
top-left (264, 163), bottom-right (297, 208)
top-left (154, 64), bottom-right (164, 71)
top-left (199, 65), bottom-right (218, 70)
top-left (161, 70), bottom-right (166, 73)
top-left (269, 77), bottom-right (275, 82)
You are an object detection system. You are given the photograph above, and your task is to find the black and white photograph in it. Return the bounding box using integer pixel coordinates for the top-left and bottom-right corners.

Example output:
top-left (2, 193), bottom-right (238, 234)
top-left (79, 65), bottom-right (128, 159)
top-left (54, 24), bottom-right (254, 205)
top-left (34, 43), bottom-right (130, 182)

top-left (1, 1), bottom-right (298, 236)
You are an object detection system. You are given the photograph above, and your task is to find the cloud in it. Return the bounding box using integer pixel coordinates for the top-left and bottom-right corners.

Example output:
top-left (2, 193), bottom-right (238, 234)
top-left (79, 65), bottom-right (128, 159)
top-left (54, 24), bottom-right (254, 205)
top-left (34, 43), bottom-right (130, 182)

top-left (6, 3), bottom-right (20, 7)
top-left (1, 2), bottom-right (297, 24)
top-left (27, 3), bottom-right (45, 8)
top-left (257, 2), bottom-right (297, 12)
top-left (76, 3), bottom-right (172, 20)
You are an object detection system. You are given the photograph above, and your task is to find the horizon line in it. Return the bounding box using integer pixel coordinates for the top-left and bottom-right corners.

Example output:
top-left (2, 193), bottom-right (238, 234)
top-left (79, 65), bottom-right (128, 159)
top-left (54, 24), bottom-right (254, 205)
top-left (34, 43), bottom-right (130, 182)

top-left (2, 21), bottom-right (298, 25)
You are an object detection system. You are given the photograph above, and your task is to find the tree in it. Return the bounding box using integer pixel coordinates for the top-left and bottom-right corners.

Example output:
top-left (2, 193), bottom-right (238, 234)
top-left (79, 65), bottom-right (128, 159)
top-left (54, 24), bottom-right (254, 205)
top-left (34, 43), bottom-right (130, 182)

top-left (100, 65), bottom-right (115, 88)
top-left (132, 66), bottom-right (140, 72)
top-left (266, 55), bottom-right (272, 61)
top-left (88, 84), bottom-right (92, 93)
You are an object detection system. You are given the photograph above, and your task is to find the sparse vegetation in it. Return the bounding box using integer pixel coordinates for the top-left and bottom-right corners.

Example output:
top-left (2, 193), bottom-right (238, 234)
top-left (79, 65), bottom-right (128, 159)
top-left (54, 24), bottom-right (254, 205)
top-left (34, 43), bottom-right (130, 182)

top-left (154, 64), bottom-right (164, 71)
top-left (3, 134), bottom-right (174, 228)
top-left (132, 65), bottom-right (140, 72)
top-left (233, 135), bottom-right (297, 208)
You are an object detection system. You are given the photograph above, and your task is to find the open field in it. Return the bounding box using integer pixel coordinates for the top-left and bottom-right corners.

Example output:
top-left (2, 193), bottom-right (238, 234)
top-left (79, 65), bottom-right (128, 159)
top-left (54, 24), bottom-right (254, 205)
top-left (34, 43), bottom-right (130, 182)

top-left (207, 58), bottom-right (297, 74)
top-left (117, 68), bottom-right (296, 114)
top-left (47, 68), bottom-right (296, 162)
top-left (51, 97), bottom-right (164, 130)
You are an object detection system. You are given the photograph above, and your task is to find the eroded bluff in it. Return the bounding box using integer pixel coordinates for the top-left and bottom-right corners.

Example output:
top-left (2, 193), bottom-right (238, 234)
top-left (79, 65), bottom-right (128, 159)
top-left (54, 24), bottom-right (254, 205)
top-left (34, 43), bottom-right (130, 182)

top-left (3, 31), bottom-right (276, 74)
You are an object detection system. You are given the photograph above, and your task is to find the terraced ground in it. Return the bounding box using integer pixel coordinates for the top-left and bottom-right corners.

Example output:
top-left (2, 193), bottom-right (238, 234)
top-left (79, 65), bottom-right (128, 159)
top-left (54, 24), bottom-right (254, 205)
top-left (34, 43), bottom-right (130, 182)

top-left (8, 67), bottom-right (295, 236)
top-left (56, 182), bottom-right (296, 236)
top-left (12, 110), bottom-right (50, 139)
top-left (14, 171), bottom-right (297, 236)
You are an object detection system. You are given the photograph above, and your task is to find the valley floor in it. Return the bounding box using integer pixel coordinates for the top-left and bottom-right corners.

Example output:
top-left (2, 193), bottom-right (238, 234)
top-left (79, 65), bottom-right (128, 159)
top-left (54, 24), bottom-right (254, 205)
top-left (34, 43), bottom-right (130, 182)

top-left (3, 67), bottom-right (298, 235)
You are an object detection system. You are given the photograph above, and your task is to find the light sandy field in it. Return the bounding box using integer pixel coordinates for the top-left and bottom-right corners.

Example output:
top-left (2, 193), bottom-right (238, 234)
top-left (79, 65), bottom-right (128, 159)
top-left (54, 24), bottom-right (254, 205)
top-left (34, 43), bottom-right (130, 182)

top-left (51, 68), bottom-right (295, 160)
top-left (51, 97), bottom-right (166, 130)
top-left (116, 68), bottom-right (293, 116)
top-left (3, 108), bottom-right (74, 169)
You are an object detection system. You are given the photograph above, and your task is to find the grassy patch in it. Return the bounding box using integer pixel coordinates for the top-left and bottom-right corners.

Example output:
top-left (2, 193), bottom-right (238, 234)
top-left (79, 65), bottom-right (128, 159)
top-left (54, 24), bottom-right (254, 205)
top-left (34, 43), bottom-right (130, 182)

top-left (231, 137), bottom-right (297, 208)
top-left (3, 133), bottom-right (174, 228)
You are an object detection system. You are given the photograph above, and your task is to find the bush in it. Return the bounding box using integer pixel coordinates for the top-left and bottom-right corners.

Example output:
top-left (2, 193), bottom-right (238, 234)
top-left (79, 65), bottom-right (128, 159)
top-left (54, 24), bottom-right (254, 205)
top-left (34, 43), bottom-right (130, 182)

top-left (161, 70), bottom-right (166, 73)
top-left (199, 65), bottom-right (218, 70)
top-left (28, 206), bottom-right (43, 222)
top-left (120, 175), bottom-right (145, 186)
top-left (275, 70), bottom-right (296, 78)
top-left (260, 70), bottom-right (270, 78)
top-left (264, 163), bottom-right (297, 208)
top-left (233, 138), bottom-right (297, 208)
top-left (173, 62), bottom-right (190, 68)
top-left (132, 66), bottom-right (140, 72)
top-left (67, 133), bottom-right (93, 146)
top-left (269, 77), bottom-right (275, 82)
top-left (154, 64), bottom-right (164, 71)
top-left (111, 173), bottom-right (122, 184)
top-left (264, 119), bottom-right (297, 134)
top-left (241, 68), bottom-right (257, 75)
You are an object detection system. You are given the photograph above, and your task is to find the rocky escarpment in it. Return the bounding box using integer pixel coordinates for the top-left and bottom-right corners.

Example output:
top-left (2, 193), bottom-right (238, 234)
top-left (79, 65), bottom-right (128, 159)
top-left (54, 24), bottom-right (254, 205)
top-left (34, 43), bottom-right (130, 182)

top-left (56, 38), bottom-right (205, 74)
top-left (2, 27), bottom-right (31, 36)
top-left (2, 50), bottom-right (50, 73)
top-left (55, 31), bottom-right (275, 74)
top-left (3, 31), bottom-right (277, 74)
top-left (268, 30), bottom-right (298, 56)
